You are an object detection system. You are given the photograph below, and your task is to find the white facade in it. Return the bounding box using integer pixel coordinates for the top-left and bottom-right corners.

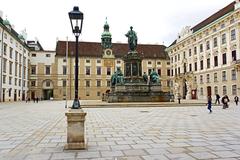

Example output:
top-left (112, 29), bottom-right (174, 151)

top-left (167, 1), bottom-right (240, 101)
top-left (0, 20), bottom-right (30, 102)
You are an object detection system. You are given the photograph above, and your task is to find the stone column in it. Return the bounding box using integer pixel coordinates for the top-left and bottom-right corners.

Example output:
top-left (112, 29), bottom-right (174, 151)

top-left (65, 109), bottom-right (87, 150)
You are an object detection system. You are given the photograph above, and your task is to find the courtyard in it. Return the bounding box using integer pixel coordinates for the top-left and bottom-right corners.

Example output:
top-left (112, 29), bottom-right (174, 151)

top-left (0, 101), bottom-right (240, 160)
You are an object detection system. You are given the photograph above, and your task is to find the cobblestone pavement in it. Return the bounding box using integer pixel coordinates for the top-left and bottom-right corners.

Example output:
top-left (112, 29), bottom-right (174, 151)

top-left (1, 101), bottom-right (240, 160)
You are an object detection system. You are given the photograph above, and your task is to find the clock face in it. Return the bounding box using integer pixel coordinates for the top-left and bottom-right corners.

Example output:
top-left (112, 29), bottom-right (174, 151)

top-left (106, 50), bottom-right (111, 55)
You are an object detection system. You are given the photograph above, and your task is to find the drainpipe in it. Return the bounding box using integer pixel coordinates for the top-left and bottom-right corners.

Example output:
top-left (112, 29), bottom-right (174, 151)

top-left (0, 26), bottom-right (4, 102)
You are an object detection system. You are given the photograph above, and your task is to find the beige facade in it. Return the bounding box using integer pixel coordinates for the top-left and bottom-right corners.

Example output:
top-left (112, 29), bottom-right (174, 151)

top-left (166, 1), bottom-right (240, 101)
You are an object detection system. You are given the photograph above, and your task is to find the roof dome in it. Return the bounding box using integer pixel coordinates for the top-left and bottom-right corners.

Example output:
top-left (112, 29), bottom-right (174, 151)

top-left (3, 19), bottom-right (11, 26)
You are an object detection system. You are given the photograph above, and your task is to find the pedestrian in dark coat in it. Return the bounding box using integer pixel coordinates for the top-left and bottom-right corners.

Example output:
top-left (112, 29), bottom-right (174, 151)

top-left (215, 94), bottom-right (220, 104)
top-left (234, 96), bottom-right (239, 106)
top-left (207, 96), bottom-right (212, 113)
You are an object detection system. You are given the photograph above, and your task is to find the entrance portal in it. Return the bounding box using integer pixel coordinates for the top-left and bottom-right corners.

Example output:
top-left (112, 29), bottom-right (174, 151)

top-left (207, 86), bottom-right (212, 96)
top-left (43, 89), bottom-right (53, 100)
top-left (182, 79), bottom-right (187, 99)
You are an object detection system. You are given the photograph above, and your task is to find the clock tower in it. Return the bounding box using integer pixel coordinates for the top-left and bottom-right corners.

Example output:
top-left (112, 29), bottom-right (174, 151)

top-left (101, 18), bottom-right (114, 58)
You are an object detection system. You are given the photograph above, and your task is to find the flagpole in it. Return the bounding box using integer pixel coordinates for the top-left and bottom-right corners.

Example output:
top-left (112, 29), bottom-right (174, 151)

top-left (65, 37), bottom-right (68, 108)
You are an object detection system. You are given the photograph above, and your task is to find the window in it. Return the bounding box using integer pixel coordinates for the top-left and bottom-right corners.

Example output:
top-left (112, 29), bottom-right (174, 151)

top-left (86, 91), bottom-right (90, 96)
top-left (18, 79), bottom-right (21, 86)
top-left (86, 80), bottom-right (90, 87)
top-left (194, 62), bottom-right (197, 71)
top-left (230, 18), bottom-right (235, 24)
top-left (3, 59), bottom-right (7, 73)
top-left (97, 92), bottom-right (101, 96)
top-left (9, 77), bottom-right (12, 85)
top-left (189, 49), bottom-right (192, 57)
top-left (222, 71), bottom-right (227, 81)
top-left (15, 51), bottom-right (18, 62)
top-left (214, 86), bottom-right (218, 95)
top-left (15, 63), bottom-right (18, 76)
top-left (9, 61), bottom-right (13, 75)
top-left (223, 86), bottom-right (227, 95)
top-left (232, 85), bottom-right (237, 95)
top-left (221, 23), bottom-right (225, 29)
top-left (46, 81), bottom-right (51, 87)
top-left (63, 66), bottom-right (67, 75)
top-left (178, 67), bottom-right (180, 74)
top-left (15, 78), bottom-right (17, 86)
top-left (31, 65), bottom-right (36, 75)
top-left (19, 64), bottom-right (22, 78)
top-left (46, 54), bottom-right (51, 57)
top-left (183, 52), bottom-right (186, 59)
top-left (194, 76), bottom-right (197, 83)
top-left (107, 80), bottom-right (111, 87)
top-left (157, 61), bottom-right (161, 65)
top-left (3, 43), bottom-right (7, 55)
top-left (97, 80), bottom-right (101, 87)
top-left (207, 58), bottom-right (210, 69)
top-left (62, 80), bottom-right (66, 87)
top-left (222, 53), bottom-right (227, 65)
top-left (9, 47), bottom-right (13, 58)
top-left (63, 58), bottom-right (66, 62)
top-left (200, 44), bottom-right (203, 52)
top-left (167, 62), bottom-right (170, 65)
top-left (194, 47), bottom-right (197, 55)
top-left (157, 69), bottom-right (161, 76)
top-left (189, 64), bottom-right (192, 72)
top-left (97, 66), bottom-right (101, 75)
top-left (232, 69), bottom-right (236, 80)
top-left (148, 69), bottom-right (152, 75)
top-left (171, 57), bottom-right (173, 63)
top-left (97, 59), bottom-right (101, 63)
top-left (86, 66), bottom-right (90, 75)
top-left (231, 29), bottom-right (236, 41)
top-left (86, 59), bottom-right (90, 63)
top-left (167, 69), bottom-right (170, 76)
top-left (171, 69), bottom-right (173, 76)
top-left (45, 66), bottom-right (51, 75)
top-left (107, 67), bottom-right (111, 75)
top-left (177, 54), bottom-right (180, 61)
top-left (206, 41), bottom-right (210, 50)
top-left (200, 87), bottom-right (203, 96)
top-left (3, 75), bottom-right (6, 84)
top-left (232, 50), bottom-right (236, 61)
top-left (9, 89), bottom-right (11, 97)
top-left (200, 60), bottom-right (203, 70)
top-left (213, 37), bottom-right (218, 47)
top-left (200, 75), bottom-right (203, 83)
top-left (31, 81), bottom-right (36, 87)
top-left (148, 61), bottom-right (152, 65)
top-left (221, 33), bottom-right (226, 44)
top-left (206, 74), bottom-right (210, 83)
top-left (214, 56), bottom-right (218, 67)
top-left (214, 73), bottom-right (218, 82)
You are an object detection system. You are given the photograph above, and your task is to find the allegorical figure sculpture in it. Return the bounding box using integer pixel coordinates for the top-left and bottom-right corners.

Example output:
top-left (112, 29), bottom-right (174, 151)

top-left (125, 26), bottom-right (138, 51)
top-left (150, 69), bottom-right (160, 84)
top-left (111, 68), bottom-right (124, 86)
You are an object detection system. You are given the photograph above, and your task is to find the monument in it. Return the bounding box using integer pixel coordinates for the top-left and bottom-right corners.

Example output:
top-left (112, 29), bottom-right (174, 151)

top-left (107, 26), bottom-right (172, 102)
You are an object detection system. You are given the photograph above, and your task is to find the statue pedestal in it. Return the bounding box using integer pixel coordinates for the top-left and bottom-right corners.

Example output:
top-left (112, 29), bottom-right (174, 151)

top-left (64, 109), bottom-right (87, 150)
top-left (186, 93), bottom-right (191, 100)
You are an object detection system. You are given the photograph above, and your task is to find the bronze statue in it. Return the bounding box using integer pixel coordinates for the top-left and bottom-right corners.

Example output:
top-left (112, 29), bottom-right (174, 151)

top-left (125, 26), bottom-right (137, 51)
top-left (150, 69), bottom-right (160, 84)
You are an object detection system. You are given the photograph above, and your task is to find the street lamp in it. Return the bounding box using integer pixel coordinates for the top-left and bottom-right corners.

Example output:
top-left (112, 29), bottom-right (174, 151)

top-left (68, 6), bottom-right (83, 109)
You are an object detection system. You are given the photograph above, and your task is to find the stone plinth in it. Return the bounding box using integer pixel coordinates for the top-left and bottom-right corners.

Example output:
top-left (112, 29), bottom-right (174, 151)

top-left (64, 109), bottom-right (87, 150)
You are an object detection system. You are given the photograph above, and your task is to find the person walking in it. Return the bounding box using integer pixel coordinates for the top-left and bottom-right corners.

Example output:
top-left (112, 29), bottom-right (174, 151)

top-left (207, 95), bottom-right (212, 113)
top-left (222, 95), bottom-right (229, 109)
top-left (234, 95), bottom-right (239, 106)
top-left (215, 94), bottom-right (220, 104)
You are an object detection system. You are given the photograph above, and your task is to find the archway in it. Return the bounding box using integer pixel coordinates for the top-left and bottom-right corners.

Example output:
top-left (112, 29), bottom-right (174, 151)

top-left (42, 80), bottom-right (54, 100)
top-left (207, 86), bottom-right (212, 97)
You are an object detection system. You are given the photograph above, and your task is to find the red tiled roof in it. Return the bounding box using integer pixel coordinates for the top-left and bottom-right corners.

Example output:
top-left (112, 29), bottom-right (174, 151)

top-left (56, 41), bottom-right (169, 59)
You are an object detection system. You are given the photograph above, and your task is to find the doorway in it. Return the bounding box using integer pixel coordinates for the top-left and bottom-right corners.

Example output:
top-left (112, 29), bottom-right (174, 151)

top-left (43, 89), bottom-right (53, 100)
top-left (207, 86), bottom-right (212, 97)
top-left (14, 89), bottom-right (17, 101)
top-left (182, 79), bottom-right (187, 99)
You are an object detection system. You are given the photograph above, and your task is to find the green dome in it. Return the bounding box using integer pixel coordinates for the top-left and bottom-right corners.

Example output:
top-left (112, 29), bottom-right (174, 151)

top-left (3, 19), bottom-right (11, 26)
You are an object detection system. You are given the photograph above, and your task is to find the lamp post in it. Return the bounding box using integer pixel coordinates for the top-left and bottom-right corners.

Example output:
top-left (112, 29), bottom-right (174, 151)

top-left (68, 6), bottom-right (83, 109)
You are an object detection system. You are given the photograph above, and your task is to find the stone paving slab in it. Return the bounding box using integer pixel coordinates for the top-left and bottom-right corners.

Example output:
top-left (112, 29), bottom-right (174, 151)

top-left (0, 101), bottom-right (240, 159)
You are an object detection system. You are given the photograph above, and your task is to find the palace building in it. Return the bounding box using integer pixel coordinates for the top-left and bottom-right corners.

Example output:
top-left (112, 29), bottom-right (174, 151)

top-left (166, 0), bottom-right (240, 100)
top-left (0, 16), bottom-right (30, 102)
top-left (28, 20), bottom-right (170, 100)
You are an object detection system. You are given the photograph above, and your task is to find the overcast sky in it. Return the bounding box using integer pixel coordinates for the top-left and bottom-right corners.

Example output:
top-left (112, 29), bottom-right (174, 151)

top-left (1, 0), bottom-right (234, 50)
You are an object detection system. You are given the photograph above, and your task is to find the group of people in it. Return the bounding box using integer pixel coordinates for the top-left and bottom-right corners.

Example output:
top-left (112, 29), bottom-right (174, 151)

top-left (207, 94), bottom-right (239, 113)
top-left (26, 97), bottom-right (40, 103)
